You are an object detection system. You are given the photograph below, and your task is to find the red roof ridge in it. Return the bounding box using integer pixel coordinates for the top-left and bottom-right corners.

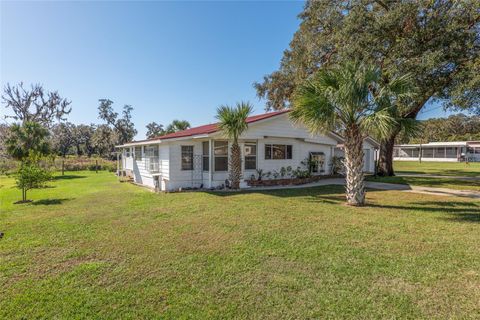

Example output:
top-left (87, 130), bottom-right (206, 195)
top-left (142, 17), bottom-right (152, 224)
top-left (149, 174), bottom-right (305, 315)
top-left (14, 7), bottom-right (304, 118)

top-left (140, 109), bottom-right (290, 142)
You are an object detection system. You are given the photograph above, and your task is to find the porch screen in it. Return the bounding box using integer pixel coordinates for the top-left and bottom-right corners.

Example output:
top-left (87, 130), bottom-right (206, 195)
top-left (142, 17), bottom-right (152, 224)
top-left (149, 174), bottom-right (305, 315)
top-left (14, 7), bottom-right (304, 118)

top-left (134, 146), bottom-right (142, 160)
top-left (214, 141), bottom-right (228, 171)
top-left (202, 142), bottom-right (209, 171)
top-left (244, 142), bottom-right (257, 170)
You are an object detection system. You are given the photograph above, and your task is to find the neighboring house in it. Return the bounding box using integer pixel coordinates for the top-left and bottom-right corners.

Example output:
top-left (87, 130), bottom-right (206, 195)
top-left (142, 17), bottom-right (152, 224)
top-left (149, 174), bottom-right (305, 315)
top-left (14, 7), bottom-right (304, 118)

top-left (394, 141), bottom-right (480, 162)
top-left (116, 110), bottom-right (378, 191)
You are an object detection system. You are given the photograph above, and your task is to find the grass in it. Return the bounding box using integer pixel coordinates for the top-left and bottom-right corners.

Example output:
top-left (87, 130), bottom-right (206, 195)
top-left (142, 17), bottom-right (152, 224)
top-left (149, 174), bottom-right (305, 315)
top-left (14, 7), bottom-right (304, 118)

top-left (367, 176), bottom-right (480, 192)
top-left (394, 161), bottom-right (480, 177)
top-left (1, 171), bottom-right (480, 318)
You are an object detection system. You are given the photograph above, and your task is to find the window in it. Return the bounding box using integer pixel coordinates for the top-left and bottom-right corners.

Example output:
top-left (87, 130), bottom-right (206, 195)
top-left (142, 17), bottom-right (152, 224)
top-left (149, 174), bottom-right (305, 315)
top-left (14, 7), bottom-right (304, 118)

top-left (145, 145), bottom-right (158, 157)
top-left (202, 141), bottom-right (209, 171)
top-left (181, 146), bottom-right (193, 170)
top-left (214, 141), bottom-right (228, 171)
top-left (446, 147), bottom-right (457, 158)
top-left (265, 144), bottom-right (292, 160)
top-left (310, 152), bottom-right (325, 173)
top-left (422, 148), bottom-right (433, 158)
top-left (134, 146), bottom-right (142, 160)
top-left (145, 145), bottom-right (159, 172)
top-left (244, 142), bottom-right (257, 170)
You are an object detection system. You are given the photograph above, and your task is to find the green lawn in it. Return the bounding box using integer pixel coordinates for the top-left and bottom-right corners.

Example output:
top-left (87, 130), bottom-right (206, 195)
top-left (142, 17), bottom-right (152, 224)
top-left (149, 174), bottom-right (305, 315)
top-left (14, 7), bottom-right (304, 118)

top-left (394, 161), bottom-right (480, 177)
top-left (367, 175), bottom-right (480, 191)
top-left (1, 171), bottom-right (480, 319)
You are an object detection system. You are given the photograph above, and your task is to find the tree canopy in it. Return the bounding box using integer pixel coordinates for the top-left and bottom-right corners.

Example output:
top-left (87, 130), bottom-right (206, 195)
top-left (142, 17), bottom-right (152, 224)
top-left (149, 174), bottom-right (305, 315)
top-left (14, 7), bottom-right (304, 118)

top-left (2, 83), bottom-right (72, 127)
top-left (166, 120), bottom-right (191, 134)
top-left (256, 1), bottom-right (479, 115)
top-left (146, 122), bottom-right (165, 138)
top-left (51, 122), bottom-right (75, 158)
top-left (399, 114), bottom-right (480, 144)
top-left (255, 1), bottom-right (479, 175)
top-left (6, 121), bottom-right (50, 161)
top-left (98, 99), bottom-right (137, 145)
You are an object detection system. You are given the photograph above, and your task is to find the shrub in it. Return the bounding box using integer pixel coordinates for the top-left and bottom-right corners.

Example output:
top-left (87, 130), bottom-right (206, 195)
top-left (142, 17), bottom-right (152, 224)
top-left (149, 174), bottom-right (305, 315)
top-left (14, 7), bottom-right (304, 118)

top-left (15, 160), bottom-right (52, 203)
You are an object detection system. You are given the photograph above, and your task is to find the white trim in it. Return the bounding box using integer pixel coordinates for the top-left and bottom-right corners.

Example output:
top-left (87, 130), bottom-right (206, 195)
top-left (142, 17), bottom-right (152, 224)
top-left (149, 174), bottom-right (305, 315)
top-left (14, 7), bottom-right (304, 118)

top-left (208, 139), bottom-right (213, 188)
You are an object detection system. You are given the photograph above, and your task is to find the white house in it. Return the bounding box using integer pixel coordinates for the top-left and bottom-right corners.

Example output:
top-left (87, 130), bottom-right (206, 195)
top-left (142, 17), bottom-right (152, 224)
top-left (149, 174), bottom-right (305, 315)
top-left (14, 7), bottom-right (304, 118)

top-left (116, 110), bottom-right (378, 191)
top-left (394, 141), bottom-right (480, 162)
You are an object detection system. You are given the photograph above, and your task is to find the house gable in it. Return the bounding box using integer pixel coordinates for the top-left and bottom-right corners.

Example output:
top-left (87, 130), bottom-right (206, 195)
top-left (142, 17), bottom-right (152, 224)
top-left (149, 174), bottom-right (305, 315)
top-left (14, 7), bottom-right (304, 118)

top-left (238, 113), bottom-right (339, 146)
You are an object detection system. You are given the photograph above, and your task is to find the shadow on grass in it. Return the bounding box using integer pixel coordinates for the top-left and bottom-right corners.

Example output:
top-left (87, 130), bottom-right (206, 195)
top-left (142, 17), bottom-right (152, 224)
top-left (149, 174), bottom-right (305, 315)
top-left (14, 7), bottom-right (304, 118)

top-left (367, 201), bottom-right (480, 223)
top-left (207, 184), bottom-right (344, 197)
top-left (53, 175), bottom-right (87, 180)
top-left (32, 198), bottom-right (73, 206)
top-left (396, 169), bottom-right (480, 177)
top-left (204, 185), bottom-right (373, 205)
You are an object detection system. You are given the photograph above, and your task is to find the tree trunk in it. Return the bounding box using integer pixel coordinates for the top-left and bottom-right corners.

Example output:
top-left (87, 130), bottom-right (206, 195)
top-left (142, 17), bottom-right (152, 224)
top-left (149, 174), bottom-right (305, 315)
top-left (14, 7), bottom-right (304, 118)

top-left (377, 95), bottom-right (430, 176)
top-left (62, 158), bottom-right (65, 176)
top-left (344, 125), bottom-right (365, 206)
top-left (377, 133), bottom-right (397, 176)
top-left (229, 141), bottom-right (242, 189)
top-left (22, 188), bottom-right (26, 202)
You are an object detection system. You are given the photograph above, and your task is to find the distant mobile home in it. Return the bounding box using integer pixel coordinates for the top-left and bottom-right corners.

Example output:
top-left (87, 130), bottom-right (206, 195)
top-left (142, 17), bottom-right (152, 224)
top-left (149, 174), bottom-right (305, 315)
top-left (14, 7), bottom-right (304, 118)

top-left (117, 110), bottom-right (379, 191)
top-left (394, 141), bottom-right (480, 162)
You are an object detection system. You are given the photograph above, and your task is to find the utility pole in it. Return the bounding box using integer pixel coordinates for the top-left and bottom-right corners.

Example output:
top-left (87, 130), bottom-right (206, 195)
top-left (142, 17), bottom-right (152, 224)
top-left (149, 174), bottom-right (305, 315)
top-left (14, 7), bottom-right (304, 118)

top-left (419, 143), bottom-right (422, 163)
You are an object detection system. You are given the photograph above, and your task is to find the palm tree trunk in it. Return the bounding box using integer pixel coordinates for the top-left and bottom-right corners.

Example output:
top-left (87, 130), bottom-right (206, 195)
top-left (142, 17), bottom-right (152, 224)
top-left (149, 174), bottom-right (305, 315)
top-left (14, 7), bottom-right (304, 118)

top-left (344, 125), bottom-right (365, 206)
top-left (229, 141), bottom-right (241, 189)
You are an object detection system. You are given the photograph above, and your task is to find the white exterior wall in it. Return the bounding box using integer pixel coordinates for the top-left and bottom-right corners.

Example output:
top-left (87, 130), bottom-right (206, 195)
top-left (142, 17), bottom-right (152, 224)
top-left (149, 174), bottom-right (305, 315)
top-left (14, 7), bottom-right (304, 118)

top-left (132, 147), bottom-right (155, 189)
top-left (159, 143), bottom-right (170, 185)
top-left (256, 138), bottom-right (333, 175)
top-left (334, 141), bottom-right (377, 173)
top-left (241, 113), bottom-right (339, 144)
top-left (120, 113), bottom-right (378, 190)
top-left (163, 138), bottom-right (334, 191)
top-left (166, 140), bottom-right (204, 190)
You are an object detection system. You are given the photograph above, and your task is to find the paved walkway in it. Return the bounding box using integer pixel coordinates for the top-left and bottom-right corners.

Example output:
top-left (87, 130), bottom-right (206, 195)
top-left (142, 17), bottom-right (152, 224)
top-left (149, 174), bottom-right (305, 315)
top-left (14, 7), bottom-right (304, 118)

top-left (397, 173), bottom-right (480, 181)
top-left (243, 178), bottom-right (480, 199)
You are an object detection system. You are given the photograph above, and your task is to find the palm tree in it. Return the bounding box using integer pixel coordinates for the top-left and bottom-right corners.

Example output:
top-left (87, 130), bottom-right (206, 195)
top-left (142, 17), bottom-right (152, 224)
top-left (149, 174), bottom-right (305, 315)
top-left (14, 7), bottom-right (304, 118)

top-left (166, 120), bottom-right (191, 134)
top-left (291, 62), bottom-right (413, 206)
top-left (216, 102), bottom-right (253, 189)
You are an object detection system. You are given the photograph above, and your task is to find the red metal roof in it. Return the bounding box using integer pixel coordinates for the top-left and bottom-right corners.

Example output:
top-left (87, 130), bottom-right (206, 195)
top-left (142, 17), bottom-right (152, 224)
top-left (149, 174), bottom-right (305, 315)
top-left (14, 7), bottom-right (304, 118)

top-left (145, 109), bottom-right (290, 141)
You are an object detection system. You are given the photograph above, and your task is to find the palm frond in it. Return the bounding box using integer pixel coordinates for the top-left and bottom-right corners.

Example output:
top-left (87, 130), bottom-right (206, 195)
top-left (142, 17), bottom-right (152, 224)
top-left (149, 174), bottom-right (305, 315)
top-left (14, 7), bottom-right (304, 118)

top-left (216, 101), bottom-right (253, 141)
top-left (360, 108), bottom-right (397, 140)
top-left (290, 76), bottom-right (338, 134)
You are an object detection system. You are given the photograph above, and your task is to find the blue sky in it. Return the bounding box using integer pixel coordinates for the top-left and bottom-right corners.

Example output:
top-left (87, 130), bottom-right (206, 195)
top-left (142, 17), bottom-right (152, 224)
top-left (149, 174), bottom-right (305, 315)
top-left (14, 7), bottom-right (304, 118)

top-left (1, 1), bottom-right (455, 139)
